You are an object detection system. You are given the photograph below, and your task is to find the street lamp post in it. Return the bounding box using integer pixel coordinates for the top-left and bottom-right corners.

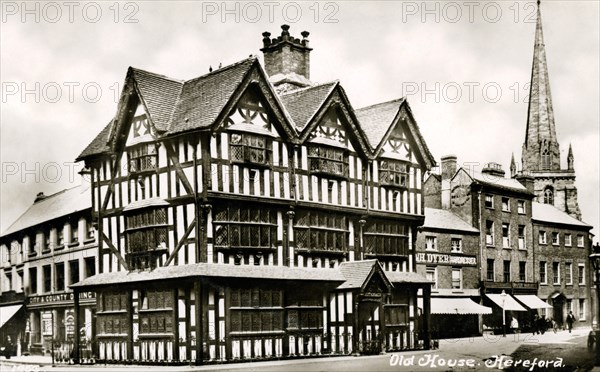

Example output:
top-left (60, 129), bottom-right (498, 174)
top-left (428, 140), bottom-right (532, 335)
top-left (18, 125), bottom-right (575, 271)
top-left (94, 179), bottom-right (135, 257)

top-left (500, 290), bottom-right (507, 338)
top-left (589, 243), bottom-right (600, 366)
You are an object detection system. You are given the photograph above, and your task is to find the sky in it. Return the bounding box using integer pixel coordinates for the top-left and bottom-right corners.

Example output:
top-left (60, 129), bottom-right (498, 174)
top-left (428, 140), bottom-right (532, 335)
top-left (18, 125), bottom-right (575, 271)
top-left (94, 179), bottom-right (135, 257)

top-left (1, 0), bottom-right (599, 239)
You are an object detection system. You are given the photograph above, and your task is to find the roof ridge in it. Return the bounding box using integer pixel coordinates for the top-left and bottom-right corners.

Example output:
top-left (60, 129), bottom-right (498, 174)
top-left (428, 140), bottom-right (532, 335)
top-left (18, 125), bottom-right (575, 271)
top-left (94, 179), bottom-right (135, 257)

top-left (356, 97), bottom-right (405, 112)
top-left (130, 67), bottom-right (185, 83)
top-left (184, 56), bottom-right (257, 85)
top-left (280, 80), bottom-right (339, 96)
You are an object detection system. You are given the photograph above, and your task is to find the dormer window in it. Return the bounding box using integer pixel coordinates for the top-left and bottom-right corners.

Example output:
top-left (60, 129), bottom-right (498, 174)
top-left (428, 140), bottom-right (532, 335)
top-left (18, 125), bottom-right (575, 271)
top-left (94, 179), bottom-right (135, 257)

top-left (379, 160), bottom-right (408, 188)
top-left (128, 143), bottom-right (158, 174)
top-left (230, 133), bottom-right (271, 166)
top-left (308, 145), bottom-right (348, 178)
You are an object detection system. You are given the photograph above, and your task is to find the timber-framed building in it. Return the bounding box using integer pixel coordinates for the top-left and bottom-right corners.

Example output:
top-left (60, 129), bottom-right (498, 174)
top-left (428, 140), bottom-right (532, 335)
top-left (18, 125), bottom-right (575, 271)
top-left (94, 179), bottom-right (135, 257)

top-left (72, 25), bottom-right (436, 364)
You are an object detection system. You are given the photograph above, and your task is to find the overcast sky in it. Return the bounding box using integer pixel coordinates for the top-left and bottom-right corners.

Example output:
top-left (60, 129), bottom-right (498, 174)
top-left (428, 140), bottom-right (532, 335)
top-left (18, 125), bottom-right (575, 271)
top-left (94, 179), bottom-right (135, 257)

top-left (1, 1), bottom-right (598, 239)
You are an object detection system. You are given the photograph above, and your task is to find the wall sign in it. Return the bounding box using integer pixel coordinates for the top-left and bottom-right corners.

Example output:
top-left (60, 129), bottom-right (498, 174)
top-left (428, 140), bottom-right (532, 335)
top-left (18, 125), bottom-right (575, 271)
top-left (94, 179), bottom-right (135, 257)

top-left (416, 252), bottom-right (477, 266)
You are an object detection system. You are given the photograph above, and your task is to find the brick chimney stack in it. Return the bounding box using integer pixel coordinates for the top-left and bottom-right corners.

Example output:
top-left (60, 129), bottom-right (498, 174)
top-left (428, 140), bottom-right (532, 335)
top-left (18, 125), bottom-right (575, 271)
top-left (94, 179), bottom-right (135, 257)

top-left (440, 155), bottom-right (457, 209)
top-left (261, 25), bottom-right (312, 92)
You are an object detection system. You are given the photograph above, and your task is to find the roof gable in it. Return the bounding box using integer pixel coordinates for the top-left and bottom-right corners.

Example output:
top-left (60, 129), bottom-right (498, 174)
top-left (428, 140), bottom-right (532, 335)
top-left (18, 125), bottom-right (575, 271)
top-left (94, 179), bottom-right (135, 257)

top-left (356, 99), bottom-right (435, 169)
top-left (130, 67), bottom-right (184, 132)
top-left (280, 81), bottom-right (338, 131)
top-left (337, 260), bottom-right (393, 291)
top-left (298, 84), bottom-right (371, 157)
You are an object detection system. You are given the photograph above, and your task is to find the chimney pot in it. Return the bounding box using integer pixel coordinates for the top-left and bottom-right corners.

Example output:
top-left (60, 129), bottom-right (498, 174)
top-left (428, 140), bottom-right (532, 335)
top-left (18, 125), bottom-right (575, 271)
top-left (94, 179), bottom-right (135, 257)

top-left (301, 31), bottom-right (310, 38)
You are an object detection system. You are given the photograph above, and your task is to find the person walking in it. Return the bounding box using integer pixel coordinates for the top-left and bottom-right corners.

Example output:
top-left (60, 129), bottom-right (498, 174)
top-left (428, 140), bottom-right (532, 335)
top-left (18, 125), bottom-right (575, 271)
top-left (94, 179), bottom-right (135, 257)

top-left (566, 311), bottom-right (576, 333)
top-left (538, 314), bottom-right (547, 334)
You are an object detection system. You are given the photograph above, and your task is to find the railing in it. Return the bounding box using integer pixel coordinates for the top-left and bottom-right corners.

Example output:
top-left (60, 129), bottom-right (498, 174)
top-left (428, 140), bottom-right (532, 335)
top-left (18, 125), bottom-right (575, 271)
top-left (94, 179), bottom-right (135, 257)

top-left (51, 339), bottom-right (96, 365)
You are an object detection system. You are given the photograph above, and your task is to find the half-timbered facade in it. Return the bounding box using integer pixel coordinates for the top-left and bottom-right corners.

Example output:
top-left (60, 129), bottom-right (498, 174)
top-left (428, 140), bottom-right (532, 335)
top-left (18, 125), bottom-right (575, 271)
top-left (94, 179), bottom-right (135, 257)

top-left (72, 25), bottom-right (436, 364)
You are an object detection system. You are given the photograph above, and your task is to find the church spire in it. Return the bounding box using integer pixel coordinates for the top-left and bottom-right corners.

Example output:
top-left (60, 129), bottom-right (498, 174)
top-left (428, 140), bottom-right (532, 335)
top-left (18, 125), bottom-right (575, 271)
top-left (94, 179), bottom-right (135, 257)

top-left (522, 0), bottom-right (560, 172)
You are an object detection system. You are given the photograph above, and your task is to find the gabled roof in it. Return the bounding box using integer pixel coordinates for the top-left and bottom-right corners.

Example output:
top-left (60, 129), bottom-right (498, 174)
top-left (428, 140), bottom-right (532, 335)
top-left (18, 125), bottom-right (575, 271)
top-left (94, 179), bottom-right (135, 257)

top-left (423, 207), bottom-right (479, 233)
top-left (337, 259), bottom-right (392, 290)
top-left (532, 202), bottom-right (591, 228)
top-left (1, 185), bottom-right (91, 239)
top-left (355, 98), bottom-right (435, 169)
top-left (355, 98), bottom-right (405, 149)
top-left (169, 58), bottom-right (256, 135)
top-left (78, 58), bottom-right (258, 160)
top-left (130, 68), bottom-right (184, 132)
top-left (76, 121), bottom-right (113, 160)
top-left (280, 81), bottom-right (338, 131)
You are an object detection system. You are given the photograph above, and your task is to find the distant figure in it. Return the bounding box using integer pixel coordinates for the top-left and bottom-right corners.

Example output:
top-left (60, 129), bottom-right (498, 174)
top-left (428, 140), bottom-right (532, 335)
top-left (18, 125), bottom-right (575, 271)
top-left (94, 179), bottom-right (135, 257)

top-left (538, 314), bottom-right (547, 334)
top-left (566, 311), bottom-right (576, 333)
top-left (511, 317), bottom-right (519, 333)
top-left (532, 313), bottom-right (540, 335)
top-left (3, 336), bottom-right (12, 359)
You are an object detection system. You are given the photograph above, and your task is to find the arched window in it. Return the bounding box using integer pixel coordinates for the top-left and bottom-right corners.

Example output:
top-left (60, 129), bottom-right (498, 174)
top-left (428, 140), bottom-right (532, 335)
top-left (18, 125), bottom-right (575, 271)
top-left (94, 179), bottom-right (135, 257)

top-left (543, 187), bottom-right (554, 205)
top-left (541, 148), bottom-right (551, 170)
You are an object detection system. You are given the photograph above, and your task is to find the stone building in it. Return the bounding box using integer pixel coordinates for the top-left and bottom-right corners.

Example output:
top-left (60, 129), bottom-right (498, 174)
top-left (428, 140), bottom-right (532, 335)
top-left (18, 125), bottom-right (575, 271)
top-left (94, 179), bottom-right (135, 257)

top-left (71, 25), bottom-right (436, 364)
top-left (516, 1), bottom-right (581, 220)
top-left (0, 185), bottom-right (98, 358)
top-left (415, 207), bottom-right (490, 338)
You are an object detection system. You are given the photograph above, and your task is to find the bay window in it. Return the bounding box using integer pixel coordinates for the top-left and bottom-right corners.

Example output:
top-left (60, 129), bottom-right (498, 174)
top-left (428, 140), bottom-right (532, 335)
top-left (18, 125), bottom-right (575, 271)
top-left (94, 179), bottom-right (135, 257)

top-left (308, 146), bottom-right (348, 178)
top-left (379, 159), bottom-right (409, 188)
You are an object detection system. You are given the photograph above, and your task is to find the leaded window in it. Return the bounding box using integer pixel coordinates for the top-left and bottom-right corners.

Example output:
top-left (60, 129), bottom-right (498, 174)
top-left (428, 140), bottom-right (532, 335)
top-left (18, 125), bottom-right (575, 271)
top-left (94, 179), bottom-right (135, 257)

top-left (364, 220), bottom-right (408, 257)
top-left (230, 133), bottom-right (271, 166)
top-left (139, 289), bottom-right (174, 335)
top-left (229, 288), bottom-right (284, 334)
top-left (379, 159), bottom-right (409, 188)
top-left (128, 143), bottom-right (158, 174)
top-left (213, 206), bottom-right (277, 250)
top-left (308, 146), bottom-right (348, 178)
top-left (125, 208), bottom-right (168, 270)
top-left (295, 210), bottom-right (347, 252)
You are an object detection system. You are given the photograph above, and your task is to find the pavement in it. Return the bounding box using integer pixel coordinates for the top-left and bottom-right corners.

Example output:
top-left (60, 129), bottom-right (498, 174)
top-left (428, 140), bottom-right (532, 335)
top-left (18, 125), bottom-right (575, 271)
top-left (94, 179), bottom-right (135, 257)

top-left (0, 327), bottom-right (595, 371)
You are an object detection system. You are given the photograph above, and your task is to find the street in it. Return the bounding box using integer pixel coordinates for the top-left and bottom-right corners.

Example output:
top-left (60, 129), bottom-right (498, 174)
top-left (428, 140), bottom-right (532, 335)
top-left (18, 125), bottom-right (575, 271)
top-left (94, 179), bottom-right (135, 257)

top-left (0, 328), bottom-right (594, 372)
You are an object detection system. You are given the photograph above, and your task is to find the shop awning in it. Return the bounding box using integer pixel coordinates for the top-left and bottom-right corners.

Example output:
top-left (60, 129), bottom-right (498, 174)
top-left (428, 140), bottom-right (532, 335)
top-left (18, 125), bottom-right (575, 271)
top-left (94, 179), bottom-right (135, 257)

top-left (0, 304), bottom-right (23, 328)
top-left (514, 295), bottom-right (552, 309)
top-left (431, 298), bottom-right (492, 315)
top-left (486, 294), bottom-right (527, 311)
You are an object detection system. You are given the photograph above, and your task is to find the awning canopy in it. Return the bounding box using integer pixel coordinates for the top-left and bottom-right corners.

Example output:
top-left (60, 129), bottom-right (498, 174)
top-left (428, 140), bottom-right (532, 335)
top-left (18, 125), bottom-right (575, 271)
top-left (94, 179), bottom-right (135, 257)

top-left (514, 295), bottom-right (552, 309)
top-left (0, 304), bottom-right (23, 328)
top-left (486, 294), bottom-right (527, 311)
top-left (431, 298), bottom-right (492, 315)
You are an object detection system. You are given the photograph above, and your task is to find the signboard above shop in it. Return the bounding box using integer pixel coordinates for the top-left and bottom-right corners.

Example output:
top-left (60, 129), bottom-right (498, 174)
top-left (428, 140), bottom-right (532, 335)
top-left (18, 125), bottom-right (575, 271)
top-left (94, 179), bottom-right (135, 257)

top-left (415, 252), bottom-right (477, 266)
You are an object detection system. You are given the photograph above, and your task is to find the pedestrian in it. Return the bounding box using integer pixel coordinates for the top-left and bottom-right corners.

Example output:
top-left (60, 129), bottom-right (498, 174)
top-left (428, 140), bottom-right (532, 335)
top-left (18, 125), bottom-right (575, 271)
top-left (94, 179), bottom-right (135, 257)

top-left (532, 313), bottom-right (540, 335)
top-left (511, 317), bottom-right (519, 333)
top-left (566, 311), bottom-right (576, 333)
top-left (539, 314), bottom-right (547, 334)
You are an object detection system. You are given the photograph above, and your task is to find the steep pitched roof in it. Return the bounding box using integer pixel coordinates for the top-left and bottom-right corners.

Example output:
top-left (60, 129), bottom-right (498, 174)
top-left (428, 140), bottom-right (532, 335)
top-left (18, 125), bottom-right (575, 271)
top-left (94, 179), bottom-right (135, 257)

top-left (355, 98), bottom-right (405, 149)
top-left (280, 81), bottom-right (337, 131)
top-left (532, 202), bottom-right (591, 228)
top-left (423, 207), bottom-right (479, 233)
top-left (337, 259), bottom-right (392, 290)
top-left (130, 68), bottom-right (184, 132)
top-left (168, 58), bottom-right (256, 134)
top-left (76, 121), bottom-right (113, 160)
top-left (1, 185), bottom-right (91, 238)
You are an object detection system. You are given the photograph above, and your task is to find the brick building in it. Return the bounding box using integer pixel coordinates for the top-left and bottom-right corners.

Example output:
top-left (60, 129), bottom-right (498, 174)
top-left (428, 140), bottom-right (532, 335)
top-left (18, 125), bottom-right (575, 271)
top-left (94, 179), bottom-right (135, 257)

top-left (532, 202), bottom-right (592, 328)
top-left (0, 185), bottom-right (98, 358)
top-left (71, 25), bottom-right (436, 364)
top-left (415, 207), bottom-right (490, 338)
top-left (424, 156), bottom-right (539, 331)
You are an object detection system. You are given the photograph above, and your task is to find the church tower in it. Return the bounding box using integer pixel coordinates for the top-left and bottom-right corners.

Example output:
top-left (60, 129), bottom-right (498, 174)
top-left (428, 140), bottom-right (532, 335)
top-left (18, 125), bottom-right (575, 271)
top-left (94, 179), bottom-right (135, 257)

top-left (519, 0), bottom-right (582, 220)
